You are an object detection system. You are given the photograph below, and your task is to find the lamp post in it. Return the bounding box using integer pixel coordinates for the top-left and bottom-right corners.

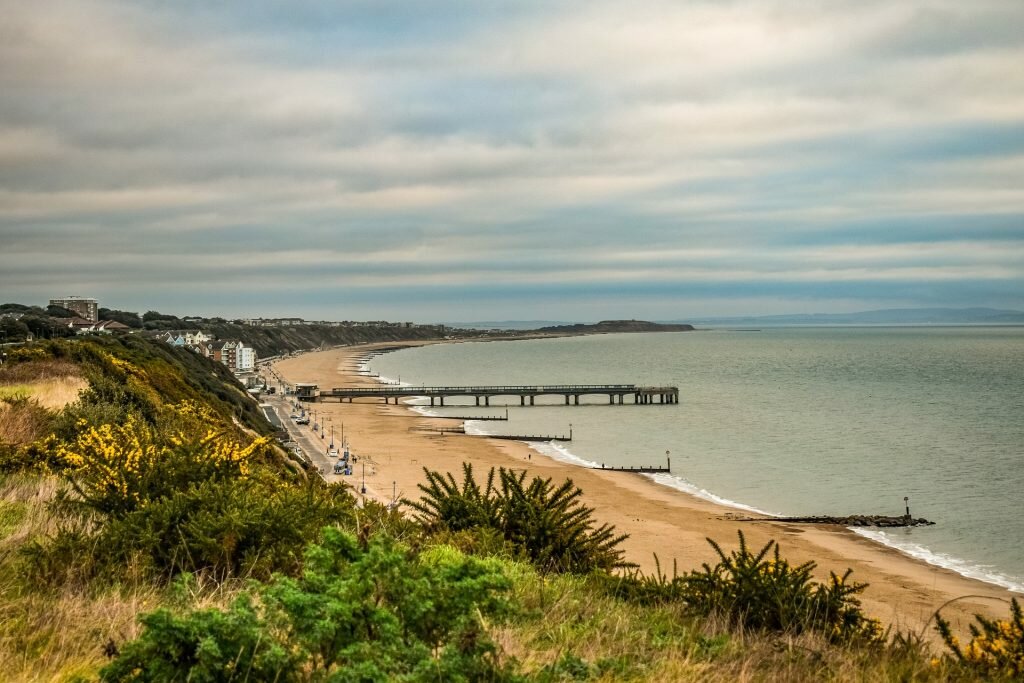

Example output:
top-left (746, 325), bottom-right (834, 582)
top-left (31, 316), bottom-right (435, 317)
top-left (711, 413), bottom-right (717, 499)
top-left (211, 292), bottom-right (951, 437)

top-left (361, 462), bottom-right (366, 494)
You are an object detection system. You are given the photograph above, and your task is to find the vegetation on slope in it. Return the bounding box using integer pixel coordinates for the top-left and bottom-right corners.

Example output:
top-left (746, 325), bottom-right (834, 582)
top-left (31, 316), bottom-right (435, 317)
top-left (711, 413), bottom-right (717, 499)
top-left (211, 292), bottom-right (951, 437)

top-left (0, 335), bottom-right (1020, 681)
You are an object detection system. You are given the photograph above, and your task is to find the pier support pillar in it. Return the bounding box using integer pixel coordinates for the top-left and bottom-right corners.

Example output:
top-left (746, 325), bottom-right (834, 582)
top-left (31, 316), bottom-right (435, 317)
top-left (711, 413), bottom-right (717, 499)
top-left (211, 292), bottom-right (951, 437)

top-left (485, 396), bottom-right (490, 407)
top-left (521, 396), bottom-right (526, 406)
top-left (475, 396), bottom-right (480, 406)
top-left (430, 397), bottom-right (435, 407)
top-left (565, 395), bottom-right (570, 405)
top-left (439, 397), bottom-right (444, 407)
top-left (530, 396), bottom-right (535, 405)
top-left (574, 395), bottom-right (580, 405)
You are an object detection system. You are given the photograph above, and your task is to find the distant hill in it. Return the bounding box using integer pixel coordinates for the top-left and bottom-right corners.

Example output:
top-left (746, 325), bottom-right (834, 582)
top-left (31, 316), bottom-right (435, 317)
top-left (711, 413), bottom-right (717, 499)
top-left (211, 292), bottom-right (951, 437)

top-left (444, 320), bottom-right (571, 330)
top-left (677, 307), bottom-right (1024, 326)
top-left (537, 320), bottom-right (695, 334)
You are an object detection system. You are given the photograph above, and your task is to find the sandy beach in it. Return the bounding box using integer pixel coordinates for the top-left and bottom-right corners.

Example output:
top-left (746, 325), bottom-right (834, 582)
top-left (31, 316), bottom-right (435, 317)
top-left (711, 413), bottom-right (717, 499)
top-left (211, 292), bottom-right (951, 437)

top-left (273, 341), bottom-right (1020, 640)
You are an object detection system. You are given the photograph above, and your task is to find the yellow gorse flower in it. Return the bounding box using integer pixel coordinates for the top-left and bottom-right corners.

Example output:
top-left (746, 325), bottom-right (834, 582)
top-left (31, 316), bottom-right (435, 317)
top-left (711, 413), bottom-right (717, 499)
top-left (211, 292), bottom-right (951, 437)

top-left (52, 409), bottom-right (268, 514)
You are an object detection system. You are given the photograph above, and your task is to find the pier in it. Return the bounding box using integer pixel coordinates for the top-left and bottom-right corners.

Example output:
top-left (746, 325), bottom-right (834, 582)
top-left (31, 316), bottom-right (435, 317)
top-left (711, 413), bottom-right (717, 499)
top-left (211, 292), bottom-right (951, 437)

top-left (315, 384), bottom-right (679, 406)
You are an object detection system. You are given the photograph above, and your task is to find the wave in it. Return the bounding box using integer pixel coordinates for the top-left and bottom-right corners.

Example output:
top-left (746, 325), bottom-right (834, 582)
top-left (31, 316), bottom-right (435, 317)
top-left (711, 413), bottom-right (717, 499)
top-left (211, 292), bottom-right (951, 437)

top-left (850, 528), bottom-right (1024, 593)
top-left (645, 472), bottom-right (781, 517)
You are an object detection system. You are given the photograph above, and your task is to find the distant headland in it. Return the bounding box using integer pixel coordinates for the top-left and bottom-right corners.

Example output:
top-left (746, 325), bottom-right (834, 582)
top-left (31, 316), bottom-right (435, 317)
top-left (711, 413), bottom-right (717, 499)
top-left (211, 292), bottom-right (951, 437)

top-left (536, 319), bottom-right (695, 334)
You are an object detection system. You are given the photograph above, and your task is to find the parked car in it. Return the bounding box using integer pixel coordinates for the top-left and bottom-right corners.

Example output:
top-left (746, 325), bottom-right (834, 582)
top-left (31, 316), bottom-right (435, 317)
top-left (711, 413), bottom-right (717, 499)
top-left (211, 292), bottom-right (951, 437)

top-left (327, 447), bottom-right (339, 458)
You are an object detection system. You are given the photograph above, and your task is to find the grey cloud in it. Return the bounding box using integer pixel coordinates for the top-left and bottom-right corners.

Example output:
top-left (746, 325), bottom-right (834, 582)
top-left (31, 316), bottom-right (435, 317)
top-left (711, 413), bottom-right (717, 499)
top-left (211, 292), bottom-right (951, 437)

top-left (1, 0), bottom-right (1022, 318)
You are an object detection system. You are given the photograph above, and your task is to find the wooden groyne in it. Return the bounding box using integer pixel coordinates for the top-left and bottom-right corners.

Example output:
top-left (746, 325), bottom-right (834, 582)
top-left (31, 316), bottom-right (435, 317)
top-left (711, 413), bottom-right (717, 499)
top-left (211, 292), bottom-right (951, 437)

top-left (422, 410), bottom-right (510, 421)
top-left (592, 455), bottom-right (671, 474)
top-left (413, 426), bottom-right (466, 436)
top-left (311, 384), bottom-right (680, 406)
top-left (485, 431), bottom-right (572, 443)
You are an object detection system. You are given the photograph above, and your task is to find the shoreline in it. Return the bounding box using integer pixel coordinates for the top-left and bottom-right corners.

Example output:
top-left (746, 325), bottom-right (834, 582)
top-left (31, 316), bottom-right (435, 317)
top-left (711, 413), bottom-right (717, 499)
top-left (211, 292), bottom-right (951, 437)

top-left (273, 339), bottom-right (1020, 639)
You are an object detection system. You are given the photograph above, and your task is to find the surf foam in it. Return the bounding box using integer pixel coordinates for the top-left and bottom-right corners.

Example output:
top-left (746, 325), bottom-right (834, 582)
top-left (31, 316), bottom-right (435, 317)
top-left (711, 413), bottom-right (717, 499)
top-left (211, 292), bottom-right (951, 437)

top-left (851, 528), bottom-right (1024, 593)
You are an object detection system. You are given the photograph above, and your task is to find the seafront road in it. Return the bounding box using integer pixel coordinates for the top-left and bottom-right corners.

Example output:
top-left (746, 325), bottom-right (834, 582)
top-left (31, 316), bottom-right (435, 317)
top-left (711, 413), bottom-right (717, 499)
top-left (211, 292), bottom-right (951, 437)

top-left (261, 395), bottom-right (383, 504)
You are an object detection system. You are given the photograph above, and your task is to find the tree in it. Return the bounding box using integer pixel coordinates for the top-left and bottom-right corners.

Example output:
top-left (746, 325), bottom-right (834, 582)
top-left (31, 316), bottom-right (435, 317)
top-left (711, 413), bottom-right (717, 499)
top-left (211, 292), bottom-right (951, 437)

top-left (142, 310), bottom-right (178, 323)
top-left (20, 314), bottom-right (75, 339)
top-left (45, 305), bottom-right (76, 318)
top-left (0, 317), bottom-right (32, 342)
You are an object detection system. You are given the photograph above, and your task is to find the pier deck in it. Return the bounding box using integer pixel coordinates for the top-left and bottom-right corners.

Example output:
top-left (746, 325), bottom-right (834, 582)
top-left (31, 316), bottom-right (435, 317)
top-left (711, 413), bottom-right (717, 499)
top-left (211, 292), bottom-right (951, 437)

top-left (314, 384), bottom-right (679, 406)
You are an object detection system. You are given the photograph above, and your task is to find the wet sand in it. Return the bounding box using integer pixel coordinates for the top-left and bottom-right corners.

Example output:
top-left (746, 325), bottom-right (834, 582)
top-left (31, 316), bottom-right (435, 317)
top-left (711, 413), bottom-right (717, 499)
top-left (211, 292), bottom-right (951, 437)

top-left (273, 341), bottom-right (1020, 639)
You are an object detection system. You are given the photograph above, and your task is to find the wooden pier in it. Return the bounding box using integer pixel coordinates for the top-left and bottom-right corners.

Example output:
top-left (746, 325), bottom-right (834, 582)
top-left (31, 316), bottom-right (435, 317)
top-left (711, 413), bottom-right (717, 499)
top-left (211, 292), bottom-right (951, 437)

top-left (316, 384), bottom-right (679, 406)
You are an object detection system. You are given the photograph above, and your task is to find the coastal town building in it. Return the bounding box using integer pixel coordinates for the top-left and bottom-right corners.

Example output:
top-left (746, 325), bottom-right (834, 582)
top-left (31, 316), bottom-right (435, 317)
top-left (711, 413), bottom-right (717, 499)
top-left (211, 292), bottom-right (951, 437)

top-left (65, 318), bottom-right (131, 334)
top-left (170, 335), bottom-right (256, 375)
top-left (236, 344), bottom-right (256, 372)
top-left (156, 330), bottom-right (213, 347)
top-left (49, 296), bottom-right (98, 322)
top-left (238, 317), bottom-right (307, 327)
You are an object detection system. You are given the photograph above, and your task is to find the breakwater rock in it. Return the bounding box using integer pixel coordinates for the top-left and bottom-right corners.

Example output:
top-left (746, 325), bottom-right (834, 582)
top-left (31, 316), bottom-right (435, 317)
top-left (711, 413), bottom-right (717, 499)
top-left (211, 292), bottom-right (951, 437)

top-left (740, 515), bottom-right (935, 528)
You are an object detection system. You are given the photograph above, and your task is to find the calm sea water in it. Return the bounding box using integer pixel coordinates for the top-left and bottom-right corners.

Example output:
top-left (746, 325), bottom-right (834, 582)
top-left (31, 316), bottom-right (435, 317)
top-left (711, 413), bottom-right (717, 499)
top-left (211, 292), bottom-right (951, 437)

top-left (370, 328), bottom-right (1024, 591)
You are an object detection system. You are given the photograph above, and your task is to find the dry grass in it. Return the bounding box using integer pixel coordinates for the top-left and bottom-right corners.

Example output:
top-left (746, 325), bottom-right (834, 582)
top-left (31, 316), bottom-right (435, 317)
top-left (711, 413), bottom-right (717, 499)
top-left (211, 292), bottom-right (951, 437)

top-left (0, 361), bottom-right (81, 385)
top-left (0, 400), bottom-right (53, 446)
top-left (491, 565), bottom-right (954, 682)
top-left (0, 376), bottom-right (87, 411)
top-left (0, 475), bottom-right (61, 548)
top-left (0, 365), bottom-right (85, 446)
top-left (0, 474), bottom-right (246, 682)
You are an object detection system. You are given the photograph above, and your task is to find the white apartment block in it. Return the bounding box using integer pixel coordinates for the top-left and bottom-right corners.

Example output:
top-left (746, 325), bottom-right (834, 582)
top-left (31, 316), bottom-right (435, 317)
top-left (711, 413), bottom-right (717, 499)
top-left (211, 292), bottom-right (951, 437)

top-left (235, 344), bottom-right (256, 373)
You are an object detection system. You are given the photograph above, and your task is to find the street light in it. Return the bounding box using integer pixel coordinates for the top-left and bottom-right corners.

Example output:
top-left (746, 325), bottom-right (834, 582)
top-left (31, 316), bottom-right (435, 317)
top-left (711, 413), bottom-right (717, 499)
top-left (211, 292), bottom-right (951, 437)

top-left (361, 462), bottom-right (366, 494)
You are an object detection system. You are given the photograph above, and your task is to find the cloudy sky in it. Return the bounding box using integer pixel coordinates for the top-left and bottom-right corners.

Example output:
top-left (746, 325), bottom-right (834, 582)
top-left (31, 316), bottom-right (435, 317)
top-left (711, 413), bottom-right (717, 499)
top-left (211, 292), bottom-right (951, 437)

top-left (2, 0), bottom-right (1023, 321)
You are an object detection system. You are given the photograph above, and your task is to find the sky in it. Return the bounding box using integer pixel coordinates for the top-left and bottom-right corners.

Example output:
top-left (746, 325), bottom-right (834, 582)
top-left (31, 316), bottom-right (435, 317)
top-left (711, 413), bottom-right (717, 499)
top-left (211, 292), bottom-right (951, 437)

top-left (1, 0), bottom-right (1023, 322)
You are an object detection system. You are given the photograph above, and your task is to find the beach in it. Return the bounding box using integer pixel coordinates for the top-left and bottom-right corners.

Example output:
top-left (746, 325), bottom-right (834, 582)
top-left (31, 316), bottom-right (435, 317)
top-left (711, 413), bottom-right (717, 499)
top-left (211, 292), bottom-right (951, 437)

top-left (273, 340), bottom-right (1021, 640)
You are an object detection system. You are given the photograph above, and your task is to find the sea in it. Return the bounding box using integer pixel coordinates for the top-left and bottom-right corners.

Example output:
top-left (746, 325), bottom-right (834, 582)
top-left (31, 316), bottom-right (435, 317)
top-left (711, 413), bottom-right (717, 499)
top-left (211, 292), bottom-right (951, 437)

top-left (368, 327), bottom-right (1024, 592)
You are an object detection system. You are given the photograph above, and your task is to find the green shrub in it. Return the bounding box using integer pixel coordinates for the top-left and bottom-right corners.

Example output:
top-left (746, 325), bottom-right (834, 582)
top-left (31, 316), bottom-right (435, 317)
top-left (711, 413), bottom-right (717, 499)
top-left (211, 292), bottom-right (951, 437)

top-left (683, 532), bottom-right (882, 642)
top-left (936, 597), bottom-right (1024, 678)
top-left (102, 529), bottom-right (522, 682)
top-left (407, 464), bottom-right (629, 574)
top-left (24, 470), bottom-right (360, 583)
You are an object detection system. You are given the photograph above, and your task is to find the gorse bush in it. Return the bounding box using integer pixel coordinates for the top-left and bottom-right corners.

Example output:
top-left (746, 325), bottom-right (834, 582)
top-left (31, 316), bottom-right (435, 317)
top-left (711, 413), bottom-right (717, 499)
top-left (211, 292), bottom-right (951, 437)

top-left (599, 532), bottom-right (882, 643)
top-left (407, 463), bottom-right (629, 574)
top-left (937, 597), bottom-right (1024, 678)
top-left (101, 529), bottom-right (521, 682)
top-left (684, 532), bottom-right (882, 642)
top-left (53, 402), bottom-right (267, 517)
top-left (24, 467), bottom-right (362, 583)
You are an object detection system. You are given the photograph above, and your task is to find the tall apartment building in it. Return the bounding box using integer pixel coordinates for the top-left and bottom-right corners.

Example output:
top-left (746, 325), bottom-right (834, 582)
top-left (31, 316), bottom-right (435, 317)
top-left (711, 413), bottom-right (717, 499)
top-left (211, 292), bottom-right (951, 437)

top-left (49, 296), bottom-right (98, 322)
